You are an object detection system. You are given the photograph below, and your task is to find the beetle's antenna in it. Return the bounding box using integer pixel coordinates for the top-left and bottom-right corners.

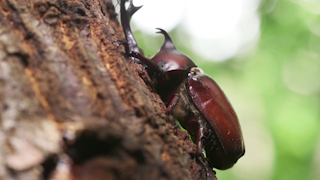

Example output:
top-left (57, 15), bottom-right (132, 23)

top-left (156, 28), bottom-right (176, 50)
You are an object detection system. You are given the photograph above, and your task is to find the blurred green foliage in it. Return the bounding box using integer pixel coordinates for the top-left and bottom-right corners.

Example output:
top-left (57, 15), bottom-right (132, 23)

top-left (257, 1), bottom-right (320, 180)
top-left (133, 0), bottom-right (320, 179)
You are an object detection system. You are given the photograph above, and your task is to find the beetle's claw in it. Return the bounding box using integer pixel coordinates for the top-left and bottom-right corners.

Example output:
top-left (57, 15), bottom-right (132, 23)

top-left (165, 114), bottom-right (179, 129)
top-left (113, 40), bottom-right (129, 54)
top-left (171, 123), bottom-right (179, 129)
top-left (197, 153), bottom-right (211, 180)
top-left (113, 39), bottom-right (127, 46)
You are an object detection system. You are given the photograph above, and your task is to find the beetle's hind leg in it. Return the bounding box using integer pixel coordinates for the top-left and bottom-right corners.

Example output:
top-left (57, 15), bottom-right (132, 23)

top-left (195, 120), bottom-right (213, 180)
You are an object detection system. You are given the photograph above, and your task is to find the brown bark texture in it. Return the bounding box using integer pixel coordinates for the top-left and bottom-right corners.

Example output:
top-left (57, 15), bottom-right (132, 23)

top-left (0, 0), bottom-right (217, 179)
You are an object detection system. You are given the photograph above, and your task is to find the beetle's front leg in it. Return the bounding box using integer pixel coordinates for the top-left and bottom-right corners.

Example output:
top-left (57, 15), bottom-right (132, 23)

top-left (130, 51), bottom-right (163, 77)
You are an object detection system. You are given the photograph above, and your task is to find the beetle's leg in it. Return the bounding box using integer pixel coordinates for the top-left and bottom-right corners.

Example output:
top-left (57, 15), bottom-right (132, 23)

top-left (196, 120), bottom-right (210, 179)
top-left (120, 0), bottom-right (141, 56)
top-left (130, 51), bottom-right (163, 77)
top-left (196, 121), bottom-right (205, 155)
top-left (165, 93), bottom-right (180, 128)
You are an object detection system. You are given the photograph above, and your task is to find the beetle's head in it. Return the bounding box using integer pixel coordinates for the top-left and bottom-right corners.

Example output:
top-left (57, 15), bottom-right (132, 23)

top-left (150, 28), bottom-right (197, 99)
top-left (151, 28), bottom-right (196, 73)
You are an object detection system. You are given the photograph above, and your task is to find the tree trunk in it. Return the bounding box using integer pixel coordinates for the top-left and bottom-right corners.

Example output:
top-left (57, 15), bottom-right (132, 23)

top-left (0, 0), bottom-right (217, 179)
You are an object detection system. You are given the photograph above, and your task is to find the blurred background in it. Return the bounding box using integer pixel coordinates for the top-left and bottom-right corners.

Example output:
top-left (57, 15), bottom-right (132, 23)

top-left (114, 0), bottom-right (320, 179)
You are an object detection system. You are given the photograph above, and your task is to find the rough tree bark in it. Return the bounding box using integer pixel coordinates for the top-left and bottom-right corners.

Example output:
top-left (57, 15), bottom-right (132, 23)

top-left (0, 0), bottom-right (217, 179)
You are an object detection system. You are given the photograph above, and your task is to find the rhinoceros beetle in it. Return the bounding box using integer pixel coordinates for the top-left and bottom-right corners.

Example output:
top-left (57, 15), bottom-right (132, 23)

top-left (119, 0), bottom-right (245, 171)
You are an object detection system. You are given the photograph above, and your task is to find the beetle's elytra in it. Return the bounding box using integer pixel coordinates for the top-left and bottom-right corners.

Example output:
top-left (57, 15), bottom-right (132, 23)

top-left (120, 0), bottom-right (245, 171)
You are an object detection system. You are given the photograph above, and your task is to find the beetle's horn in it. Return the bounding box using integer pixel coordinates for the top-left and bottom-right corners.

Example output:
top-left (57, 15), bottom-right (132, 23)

top-left (127, 0), bottom-right (143, 20)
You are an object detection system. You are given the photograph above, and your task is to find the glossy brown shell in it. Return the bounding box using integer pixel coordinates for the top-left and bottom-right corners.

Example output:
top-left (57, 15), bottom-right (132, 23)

top-left (152, 50), bottom-right (195, 72)
top-left (186, 74), bottom-right (245, 169)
